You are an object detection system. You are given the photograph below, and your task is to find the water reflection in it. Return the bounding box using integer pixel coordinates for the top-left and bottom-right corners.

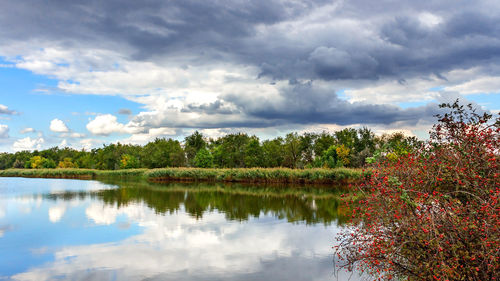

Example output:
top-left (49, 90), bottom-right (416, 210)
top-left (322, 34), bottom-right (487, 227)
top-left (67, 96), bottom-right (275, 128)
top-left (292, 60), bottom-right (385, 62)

top-left (0, 177), bottom-right (359, 281)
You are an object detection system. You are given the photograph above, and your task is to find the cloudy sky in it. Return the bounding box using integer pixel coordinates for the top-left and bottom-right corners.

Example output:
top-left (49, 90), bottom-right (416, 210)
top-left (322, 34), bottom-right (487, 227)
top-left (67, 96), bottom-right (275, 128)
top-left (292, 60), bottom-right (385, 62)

top-left (0, 0), bottom-right (499, 151)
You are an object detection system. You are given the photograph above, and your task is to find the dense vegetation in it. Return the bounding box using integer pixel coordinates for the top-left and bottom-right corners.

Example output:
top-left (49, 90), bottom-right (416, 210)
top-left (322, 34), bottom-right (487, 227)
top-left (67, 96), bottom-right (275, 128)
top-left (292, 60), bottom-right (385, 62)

top-left (0, 128), bottom-right (420, 170)
top-left (0, 167), bottom-right (364, 184)
top-left (335, 101), bottom-right (499, 280)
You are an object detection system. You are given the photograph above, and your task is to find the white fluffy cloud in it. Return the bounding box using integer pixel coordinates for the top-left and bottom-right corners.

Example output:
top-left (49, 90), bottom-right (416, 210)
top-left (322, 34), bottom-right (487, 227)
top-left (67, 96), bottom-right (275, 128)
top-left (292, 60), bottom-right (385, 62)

top-left (86, 114), bottom-right (143, 136)
top-left (49, 118), bottom-right (69, 133)
top-left (0, 124), bottom-right (9, 138)
top-left (12, 137), bottom-right (44, 151)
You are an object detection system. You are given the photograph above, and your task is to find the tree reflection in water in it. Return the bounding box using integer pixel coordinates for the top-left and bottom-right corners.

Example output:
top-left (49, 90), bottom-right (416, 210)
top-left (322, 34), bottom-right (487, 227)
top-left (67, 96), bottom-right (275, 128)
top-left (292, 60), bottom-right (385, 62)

top-left (43, 180), bottom-right (350, 226)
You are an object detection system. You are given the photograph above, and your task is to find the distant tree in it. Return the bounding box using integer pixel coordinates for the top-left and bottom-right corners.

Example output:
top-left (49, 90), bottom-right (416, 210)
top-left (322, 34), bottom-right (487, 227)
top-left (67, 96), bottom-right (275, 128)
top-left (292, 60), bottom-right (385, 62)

top-left (212, 133), bottom-right (250, 168)
top-left (184, 131), bottom-right (206, 166)
top-left (335, 128), bottom-right (358, 149)
top-left (141, 138), bottom-right (185, 168)
top-left (0, 153), bottom-right (15, 170)
top-left (321, 145), bottom-right (339, 168)
top-left (194, 148), bottom-right (214, 168)
top-left (283, 132), bottom-right (301, 168)
top-left (244, 137), bottom-right (263, 167)
top-left (299, 133), bottom-right (317, 166)
top-left (335, 144), bottom-right (350, 167)
top-left (41, 158), bottom-right (56, 168)
top-left (27, 156), bottom-right (44, 169)
top-left (261, 138), bottom-right (284, 167)
top-left (12, 159), bottom-right (24, 169)
top-left (75, 152), bottom-right (95, 169)
top-left (26, 155), bottom-right (56, 169)
top-left (313, 132), bottom-right (336, 160)
top-left (120, 154), bottom-right (140, 169)
top-left (57, 157), bottom-right (76, 168)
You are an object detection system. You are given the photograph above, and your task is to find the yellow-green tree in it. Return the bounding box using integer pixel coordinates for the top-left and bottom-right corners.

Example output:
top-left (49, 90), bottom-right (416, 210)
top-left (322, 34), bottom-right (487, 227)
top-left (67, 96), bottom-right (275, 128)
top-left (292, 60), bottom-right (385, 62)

top-left (57, 157), bottom-right (76, 168)
top-left (335, 144), bottom-right (350, 166)
top-left (120, 154), bottom-right (140, 169)
top-left (30, 156), bottom-right (44, 169)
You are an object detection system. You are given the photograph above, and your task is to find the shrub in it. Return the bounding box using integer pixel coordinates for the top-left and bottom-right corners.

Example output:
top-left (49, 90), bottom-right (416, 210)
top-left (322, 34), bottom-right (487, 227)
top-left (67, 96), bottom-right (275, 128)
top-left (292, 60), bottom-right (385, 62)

top-left (335, 100), bottom-right (499, 280)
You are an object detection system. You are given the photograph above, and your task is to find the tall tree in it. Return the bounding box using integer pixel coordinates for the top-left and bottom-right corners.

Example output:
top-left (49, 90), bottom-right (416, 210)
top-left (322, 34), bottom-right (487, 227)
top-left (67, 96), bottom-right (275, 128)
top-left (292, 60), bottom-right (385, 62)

top-left (283, 132), bottom-right (301, 168)
top-left (184, 131), bottom-right (206, 166)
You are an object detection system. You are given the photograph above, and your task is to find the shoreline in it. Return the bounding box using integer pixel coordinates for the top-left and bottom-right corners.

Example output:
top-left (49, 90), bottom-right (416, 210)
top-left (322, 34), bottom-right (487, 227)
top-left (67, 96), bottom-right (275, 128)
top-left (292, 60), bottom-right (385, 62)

top-left (0, 167), bottom-right (367, 185)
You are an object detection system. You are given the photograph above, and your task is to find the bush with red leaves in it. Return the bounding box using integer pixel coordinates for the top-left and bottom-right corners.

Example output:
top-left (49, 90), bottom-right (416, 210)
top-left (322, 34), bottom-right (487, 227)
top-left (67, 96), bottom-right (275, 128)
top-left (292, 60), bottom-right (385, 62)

top-left (335, 100), bottom-right (499, 280)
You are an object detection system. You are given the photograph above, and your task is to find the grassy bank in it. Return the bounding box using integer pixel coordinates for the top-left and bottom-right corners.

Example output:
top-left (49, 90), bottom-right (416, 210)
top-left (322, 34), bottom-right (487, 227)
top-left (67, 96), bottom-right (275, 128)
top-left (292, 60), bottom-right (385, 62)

top-left (0, 167), bottom-right (367, 184)
top-left (145, 167), bottom-right (365, 184)
top-left (0, 168), bottom-right (147, 179)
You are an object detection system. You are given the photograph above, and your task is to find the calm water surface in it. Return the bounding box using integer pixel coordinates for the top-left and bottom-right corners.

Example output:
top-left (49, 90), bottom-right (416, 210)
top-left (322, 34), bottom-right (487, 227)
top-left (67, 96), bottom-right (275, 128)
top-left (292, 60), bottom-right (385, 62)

top-left (0, 177), bottom-right (360, 281)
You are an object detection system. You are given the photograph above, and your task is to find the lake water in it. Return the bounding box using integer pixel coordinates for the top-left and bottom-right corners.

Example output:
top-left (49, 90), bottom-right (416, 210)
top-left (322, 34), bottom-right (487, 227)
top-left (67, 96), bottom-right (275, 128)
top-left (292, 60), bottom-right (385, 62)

top-left (0, 177), bottom-right (361, 281)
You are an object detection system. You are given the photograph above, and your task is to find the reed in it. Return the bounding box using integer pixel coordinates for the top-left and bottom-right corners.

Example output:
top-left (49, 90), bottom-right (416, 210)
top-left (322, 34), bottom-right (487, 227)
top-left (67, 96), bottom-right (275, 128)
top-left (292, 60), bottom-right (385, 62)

top-left (145, 167), bottom-right (366, 184)
top-left (0, 167), bottom-right (367, 184)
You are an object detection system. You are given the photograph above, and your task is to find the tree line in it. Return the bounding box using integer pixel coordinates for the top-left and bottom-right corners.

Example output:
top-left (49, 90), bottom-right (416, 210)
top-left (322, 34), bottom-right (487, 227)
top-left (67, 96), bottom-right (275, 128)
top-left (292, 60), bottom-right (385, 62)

top-left (0, 128), bottom-right (421, 170)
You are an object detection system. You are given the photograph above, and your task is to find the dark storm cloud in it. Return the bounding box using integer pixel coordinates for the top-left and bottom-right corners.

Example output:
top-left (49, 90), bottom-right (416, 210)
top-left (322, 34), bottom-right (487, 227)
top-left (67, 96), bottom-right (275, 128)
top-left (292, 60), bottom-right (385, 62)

top-left (2, 0), bottom-right (499, 79)
top-left (222, 81), bottom-right (441, 127)
top-left (1, 0), bottom-right (499, 128)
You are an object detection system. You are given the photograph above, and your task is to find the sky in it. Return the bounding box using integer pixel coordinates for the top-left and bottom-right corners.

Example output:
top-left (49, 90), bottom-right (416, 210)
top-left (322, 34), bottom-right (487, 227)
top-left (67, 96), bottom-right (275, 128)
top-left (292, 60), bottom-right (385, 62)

top-left (0, 0), bottom-right (499, 152)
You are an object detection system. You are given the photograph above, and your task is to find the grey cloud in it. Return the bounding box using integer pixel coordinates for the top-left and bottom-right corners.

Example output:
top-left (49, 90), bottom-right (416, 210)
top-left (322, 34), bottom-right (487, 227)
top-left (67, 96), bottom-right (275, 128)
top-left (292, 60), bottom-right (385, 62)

top-left (130, 81), bottom-right (448, 131)
top-left (223, 81), bottom-right (441, 127)
top-left (1, 0), bottom-right (499, 132)
top-left (181, 100), bottom-right (238, 115)
top-left (118, 108), bottom-right (132, 115)
top-left (1, 0), bottom-right (499, 81)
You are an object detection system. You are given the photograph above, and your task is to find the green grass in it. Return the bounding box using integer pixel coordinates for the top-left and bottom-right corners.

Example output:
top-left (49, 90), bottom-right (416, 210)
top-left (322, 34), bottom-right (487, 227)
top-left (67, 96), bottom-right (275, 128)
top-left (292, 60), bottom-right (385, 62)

top-left (0, 167), bottom-right (368, 184)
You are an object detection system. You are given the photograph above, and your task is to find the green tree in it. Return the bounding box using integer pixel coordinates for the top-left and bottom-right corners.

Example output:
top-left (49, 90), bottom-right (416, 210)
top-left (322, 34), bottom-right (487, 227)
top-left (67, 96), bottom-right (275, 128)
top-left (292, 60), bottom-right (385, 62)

top-left (261, 138), bottom-right (284, 167)
top-left (283, 132), bottom-right (301, 168)
top-left (243, 137), bottom-right (263, 167)
top-left (41, 158), bottom-right (56, 168)
top-left (184, 131), bottom-right (206, 166)
top-left (120, 154), bottom-right (140, 169)
top-left (194, 148), bottom-right (213, 168)
top-left (313, 132), bottom-right (335, 161)
top-left (211, 133), bottom-right (250, 168)
top-left (141, 138), bottom-right (185, 168)
top-left (299, 133), bottom-right (317, 166)
top-left (321, 144), bottom-right (339, 168)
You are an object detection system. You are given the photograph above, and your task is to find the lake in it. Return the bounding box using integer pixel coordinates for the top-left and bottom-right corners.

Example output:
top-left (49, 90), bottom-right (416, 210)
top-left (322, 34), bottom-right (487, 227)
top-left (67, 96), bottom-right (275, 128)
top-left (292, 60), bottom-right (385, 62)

top-left (0, 177), bottom-right (361, 280)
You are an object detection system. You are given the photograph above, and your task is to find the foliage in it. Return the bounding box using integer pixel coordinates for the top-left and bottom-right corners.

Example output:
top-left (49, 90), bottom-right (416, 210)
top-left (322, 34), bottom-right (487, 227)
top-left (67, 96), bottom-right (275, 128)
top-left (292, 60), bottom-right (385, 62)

top-left (283, 132), bottom-right (301, 168)
top-left (0, 126), bottom-right (420, 170)
top-left (120, 154), bottom-right (140, 169)
top-left (211, 133), bottom-right (250, 168)
top-left (25, 155), bottom-right (56, 169)
top-left (57, 157), bottom-right (76, 168)
top-left (141, 138), bottom-right (185, 168)
top-left (194, 148), bottom-right (214, 168)
top-left (184, 131), bottom-right (206, 166)
top-left (335, 100), bottom-right (500, 280)
top-left (335, 144), bottom-right (350, 166)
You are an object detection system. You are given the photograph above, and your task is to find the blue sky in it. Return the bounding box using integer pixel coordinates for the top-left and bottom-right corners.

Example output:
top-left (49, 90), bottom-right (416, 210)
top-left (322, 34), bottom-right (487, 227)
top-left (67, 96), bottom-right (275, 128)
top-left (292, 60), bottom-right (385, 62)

top-left (0, 0), bottom-right (499, 152)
